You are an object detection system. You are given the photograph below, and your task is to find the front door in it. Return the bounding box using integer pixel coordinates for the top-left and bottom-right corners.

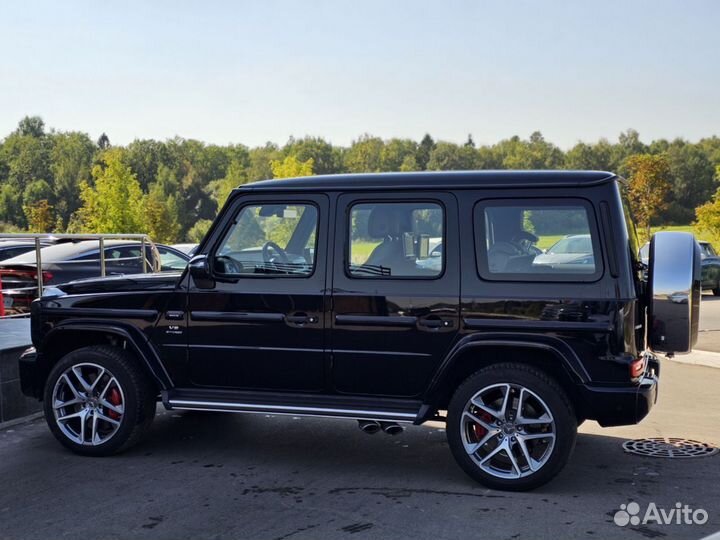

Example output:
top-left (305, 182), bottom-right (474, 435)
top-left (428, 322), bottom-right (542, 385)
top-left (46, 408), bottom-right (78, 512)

top-left (330, 192), bottom-right (460, 397)
top-left (186, 194), bottom-right (329, 391)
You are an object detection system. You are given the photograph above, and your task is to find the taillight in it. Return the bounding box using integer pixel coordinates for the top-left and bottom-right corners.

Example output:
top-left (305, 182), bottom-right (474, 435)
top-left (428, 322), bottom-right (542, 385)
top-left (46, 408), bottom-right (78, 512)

top-left (42, 271), bottom-right (53, 282)
top-left (630, 356), bottom-right (646, 379)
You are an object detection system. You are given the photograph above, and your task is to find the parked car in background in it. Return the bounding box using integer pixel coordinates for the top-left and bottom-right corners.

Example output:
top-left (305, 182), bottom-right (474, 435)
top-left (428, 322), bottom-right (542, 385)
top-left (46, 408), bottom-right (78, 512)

top-left (533, 234), bottom-right (594, 270)
top-left (640, 239), bottom-right (719, 294)
top-left (172, 243), bottom-right (199, 257)
top-left (0, 240), bottom-right (189, 314)
top-left (0, 240), bottom-right (55, 262)
top-left (698, 241), bottom-right (720, 294)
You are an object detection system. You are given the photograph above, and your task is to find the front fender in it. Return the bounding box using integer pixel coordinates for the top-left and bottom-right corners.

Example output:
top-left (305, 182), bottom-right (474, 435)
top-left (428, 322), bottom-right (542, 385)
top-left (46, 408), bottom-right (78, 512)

top-left (40, 321), bottom-right (173, 390)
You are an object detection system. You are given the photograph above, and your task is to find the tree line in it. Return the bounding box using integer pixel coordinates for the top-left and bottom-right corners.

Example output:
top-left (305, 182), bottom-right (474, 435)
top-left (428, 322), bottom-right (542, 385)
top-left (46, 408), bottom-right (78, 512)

top-left (1, 115), bottom-right (719, 243)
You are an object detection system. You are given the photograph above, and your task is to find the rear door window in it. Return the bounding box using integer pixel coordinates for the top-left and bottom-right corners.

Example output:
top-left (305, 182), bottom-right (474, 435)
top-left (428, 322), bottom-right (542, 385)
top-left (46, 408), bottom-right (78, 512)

top-left (347, 202), bottom-right (444, 278)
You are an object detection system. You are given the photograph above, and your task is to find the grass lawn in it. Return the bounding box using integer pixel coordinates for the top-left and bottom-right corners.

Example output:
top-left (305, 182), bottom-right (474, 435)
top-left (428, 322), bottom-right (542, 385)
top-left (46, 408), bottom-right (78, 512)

top-left (649, 224), bottom-right (712, 241)
top-left (350, 240), bottom-right (381, 264)
top-left (535, 234), bottom-right (565, 251)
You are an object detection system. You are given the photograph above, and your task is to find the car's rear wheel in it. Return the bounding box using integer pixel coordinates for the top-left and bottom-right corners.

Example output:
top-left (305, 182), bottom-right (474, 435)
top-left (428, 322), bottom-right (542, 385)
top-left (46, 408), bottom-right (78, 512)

top-left (447, 363), bottom-right (577, 491)
top-left (43, 345), bottom-right (156, 456)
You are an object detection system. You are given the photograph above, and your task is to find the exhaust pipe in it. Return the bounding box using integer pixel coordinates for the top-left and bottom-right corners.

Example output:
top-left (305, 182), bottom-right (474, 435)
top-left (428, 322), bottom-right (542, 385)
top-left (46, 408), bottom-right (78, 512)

top-left (380, 421), bottom-right (404, 436)
top-left (358, 420), bottom-right (381, 434)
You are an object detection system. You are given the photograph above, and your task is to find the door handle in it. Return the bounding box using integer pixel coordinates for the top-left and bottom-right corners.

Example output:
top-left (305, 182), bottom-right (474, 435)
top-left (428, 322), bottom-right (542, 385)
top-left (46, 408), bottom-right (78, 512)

top-left (286, 313), bottom-right (318, 325)
top-left (418, 317), bottom-right (453, 329)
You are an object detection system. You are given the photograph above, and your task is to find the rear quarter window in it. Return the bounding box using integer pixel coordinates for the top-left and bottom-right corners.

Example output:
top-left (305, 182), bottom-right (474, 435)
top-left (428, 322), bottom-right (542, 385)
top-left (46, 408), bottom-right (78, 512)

top-left (474, 199), bottom-right (603, 282)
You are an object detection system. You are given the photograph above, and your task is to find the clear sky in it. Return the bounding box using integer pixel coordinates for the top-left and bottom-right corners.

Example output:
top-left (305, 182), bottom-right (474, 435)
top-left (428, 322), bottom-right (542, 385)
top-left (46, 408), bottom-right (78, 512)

top-left (1, 0), bottom-right (718, 148)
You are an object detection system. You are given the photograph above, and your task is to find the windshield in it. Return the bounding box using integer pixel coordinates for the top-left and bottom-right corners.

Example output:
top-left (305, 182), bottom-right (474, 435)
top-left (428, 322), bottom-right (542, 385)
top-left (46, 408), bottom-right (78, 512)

top-left (700, 243), bottom-right (716, 257)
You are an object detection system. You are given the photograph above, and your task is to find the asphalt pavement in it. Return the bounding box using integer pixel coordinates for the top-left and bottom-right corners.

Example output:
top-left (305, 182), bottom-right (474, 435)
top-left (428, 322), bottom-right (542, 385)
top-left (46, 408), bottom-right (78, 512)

top-left (0, 360), bottom-right (718, 540)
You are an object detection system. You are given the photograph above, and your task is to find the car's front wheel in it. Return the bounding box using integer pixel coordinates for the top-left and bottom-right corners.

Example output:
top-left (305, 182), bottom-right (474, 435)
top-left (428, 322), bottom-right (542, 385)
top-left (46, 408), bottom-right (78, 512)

top-left (43, 345), bottom-right (156, 456)
top-left (447, 363), bottom-right (577, 491)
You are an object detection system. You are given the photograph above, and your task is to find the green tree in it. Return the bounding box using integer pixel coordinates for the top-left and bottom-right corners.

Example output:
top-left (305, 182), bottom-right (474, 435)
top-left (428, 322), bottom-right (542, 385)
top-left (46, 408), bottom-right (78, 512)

top-left (380, 138), bottom-right (417, 171)
top-left (695, 169), bottom-right (720, 243)
top-left (77, 149), bottom-right (145, 233)
top-left (50, 132), bottom-right (95, 229)
top-left (0, 132), bottom-right (52, 190)
top-left (0, 183), bottom-right (24, 227)
top-left (497, 132), bottom-right (564, 169)
top-left (24, 199), bottom-right (54, 233)
top-left (124, 139), bottom-right (172, 190)
top-left (187, 219), bottom-right (213, 242)
top-left (427, 142), bottom-right (478, 170)
top-left (283, 136), bottom-right (340, 175)
top-left (144, 182), bottom-right (180, 243)
top-left (270, 155), bottom-right (314, 179)
top-left (663, 140), bottom-right (716, 223)
top-left (399, 155), bottom-right (420, 172)
top-left (23, 179), bottom-right (54, 206)
top-left (416, 134), bottom-right (436, 170)
top-left (209, 159), bottom-right (248, 209)
top-left (564, 140), bottom-right (614, 171)
top-left (97, 133), bottom-right (110, 150)
top-left (344, 135), bottom-right (383, 172)
top-left (15, 116), bottom-right (45, 138)
top-left (247, 143), bottom-right (281, 182)
top-left (624, 154), bottom-right (671, 240)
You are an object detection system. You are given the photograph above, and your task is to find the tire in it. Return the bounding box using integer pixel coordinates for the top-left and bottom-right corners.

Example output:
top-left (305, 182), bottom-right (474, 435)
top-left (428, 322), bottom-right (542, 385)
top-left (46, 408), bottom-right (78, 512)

top-left (446, 363), bottom-right (577, 491)
top-left (43, 345), bottom-right (157, 456)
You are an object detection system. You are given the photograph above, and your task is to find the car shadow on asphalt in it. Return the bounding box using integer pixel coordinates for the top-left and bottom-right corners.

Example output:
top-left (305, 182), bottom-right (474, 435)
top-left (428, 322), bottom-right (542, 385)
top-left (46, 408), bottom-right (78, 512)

top-left (123, 409), bottom-right (718, 500)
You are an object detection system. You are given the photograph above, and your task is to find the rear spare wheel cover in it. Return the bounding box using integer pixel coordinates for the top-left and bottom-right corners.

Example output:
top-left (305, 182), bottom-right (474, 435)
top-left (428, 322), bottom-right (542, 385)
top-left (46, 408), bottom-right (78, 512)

top-left (648, 232), bottom-right (701, 354)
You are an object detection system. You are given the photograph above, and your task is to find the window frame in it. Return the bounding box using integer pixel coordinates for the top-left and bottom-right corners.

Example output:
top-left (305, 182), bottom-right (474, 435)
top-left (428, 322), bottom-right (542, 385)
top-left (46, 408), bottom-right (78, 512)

top-left (210, 200), bottom-right (321, 279)
top-left (473, 197), bottom-right (604, 283)
top-left (345, 198), bottom-right (447, 281)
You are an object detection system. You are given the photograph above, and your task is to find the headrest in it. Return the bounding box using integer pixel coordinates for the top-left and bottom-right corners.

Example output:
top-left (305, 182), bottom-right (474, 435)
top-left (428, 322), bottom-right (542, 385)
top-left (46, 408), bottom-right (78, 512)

top-left (367, 206), bottom-right (411, 239)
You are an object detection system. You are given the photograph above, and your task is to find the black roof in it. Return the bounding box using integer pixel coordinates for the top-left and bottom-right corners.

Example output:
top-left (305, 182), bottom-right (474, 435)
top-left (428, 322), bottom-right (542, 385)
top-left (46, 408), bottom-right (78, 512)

top-left (238, 170), bottom-right (617, 192)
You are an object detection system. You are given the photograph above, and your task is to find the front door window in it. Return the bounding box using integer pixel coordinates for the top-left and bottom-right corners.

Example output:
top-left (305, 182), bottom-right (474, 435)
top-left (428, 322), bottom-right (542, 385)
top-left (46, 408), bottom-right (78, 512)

top-left (214, 204), bottom-right (318, 277)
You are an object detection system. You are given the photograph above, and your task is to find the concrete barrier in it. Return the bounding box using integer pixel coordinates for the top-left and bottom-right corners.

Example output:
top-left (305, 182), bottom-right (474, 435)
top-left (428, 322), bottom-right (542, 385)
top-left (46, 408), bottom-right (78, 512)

top-left (0, 319), bottom-right (41, 423)
top-left (0, 344), bottom-right (41, 423)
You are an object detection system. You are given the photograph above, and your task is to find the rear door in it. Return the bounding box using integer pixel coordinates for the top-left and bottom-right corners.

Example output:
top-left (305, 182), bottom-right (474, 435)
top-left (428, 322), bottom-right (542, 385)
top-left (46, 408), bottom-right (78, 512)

top-left (330, 192), bottom-right (460, 397)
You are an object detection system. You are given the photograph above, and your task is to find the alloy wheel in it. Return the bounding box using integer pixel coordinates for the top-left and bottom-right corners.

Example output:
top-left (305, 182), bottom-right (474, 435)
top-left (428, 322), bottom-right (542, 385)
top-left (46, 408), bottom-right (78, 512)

top-left (51, 362), bottom-right (125, 446)
top-left (460, 382), bottom-right (556, 479)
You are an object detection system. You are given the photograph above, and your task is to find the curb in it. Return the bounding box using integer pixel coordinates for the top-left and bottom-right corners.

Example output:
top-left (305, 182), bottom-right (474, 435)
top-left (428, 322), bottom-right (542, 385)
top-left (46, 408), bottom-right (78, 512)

top-left (668, 350), bottom-right (720, 369)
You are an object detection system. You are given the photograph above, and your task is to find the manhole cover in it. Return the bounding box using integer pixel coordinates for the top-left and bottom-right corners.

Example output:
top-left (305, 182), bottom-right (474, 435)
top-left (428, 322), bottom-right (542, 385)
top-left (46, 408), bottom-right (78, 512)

top-left (623, 437), bottom-right (719, 458)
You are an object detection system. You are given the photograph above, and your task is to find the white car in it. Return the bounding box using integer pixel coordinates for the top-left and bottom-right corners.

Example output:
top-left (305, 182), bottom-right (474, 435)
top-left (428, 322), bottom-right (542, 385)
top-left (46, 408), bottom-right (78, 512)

top-left (533, 234), bottom-right (595, 269)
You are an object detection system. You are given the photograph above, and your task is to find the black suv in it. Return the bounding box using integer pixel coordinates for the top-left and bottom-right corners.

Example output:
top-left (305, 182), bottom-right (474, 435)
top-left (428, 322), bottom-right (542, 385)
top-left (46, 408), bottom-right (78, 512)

top-left (19, 171), bottom-right (701, 491)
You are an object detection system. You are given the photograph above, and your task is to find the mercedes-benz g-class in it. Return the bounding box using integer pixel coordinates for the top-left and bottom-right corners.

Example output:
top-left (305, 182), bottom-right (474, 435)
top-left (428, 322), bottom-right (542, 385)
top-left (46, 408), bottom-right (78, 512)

top-left (19, 171), bottom-right (700, 490)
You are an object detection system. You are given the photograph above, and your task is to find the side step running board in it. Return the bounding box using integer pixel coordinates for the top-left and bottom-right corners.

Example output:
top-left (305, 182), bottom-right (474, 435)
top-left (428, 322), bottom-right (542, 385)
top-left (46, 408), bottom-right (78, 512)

top-left (164, 394), bottom-right (419, 423)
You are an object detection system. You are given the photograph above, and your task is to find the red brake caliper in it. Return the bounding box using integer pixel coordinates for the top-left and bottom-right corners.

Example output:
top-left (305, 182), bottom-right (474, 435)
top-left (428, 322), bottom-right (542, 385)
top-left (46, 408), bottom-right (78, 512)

top-left (472, 410), bottom-right (493, 440)
top-left (107, 388), bottom-right (122, 420)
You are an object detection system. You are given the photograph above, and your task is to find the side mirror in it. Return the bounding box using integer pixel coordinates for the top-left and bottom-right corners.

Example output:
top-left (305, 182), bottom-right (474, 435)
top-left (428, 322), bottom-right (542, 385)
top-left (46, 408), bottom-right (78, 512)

top-left (188, 255), bottom-right (214, 288)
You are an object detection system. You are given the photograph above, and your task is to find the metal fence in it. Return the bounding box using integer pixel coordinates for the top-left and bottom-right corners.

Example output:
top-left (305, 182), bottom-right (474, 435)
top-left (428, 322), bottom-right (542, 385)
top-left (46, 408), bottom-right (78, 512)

top-left (0, 233), bottom-right (159, 318)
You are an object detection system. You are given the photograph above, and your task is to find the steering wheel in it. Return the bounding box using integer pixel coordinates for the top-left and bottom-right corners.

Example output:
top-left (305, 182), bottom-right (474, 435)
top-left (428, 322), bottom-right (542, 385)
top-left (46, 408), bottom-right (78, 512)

top-left (262, 241), bottom-right (290, 264)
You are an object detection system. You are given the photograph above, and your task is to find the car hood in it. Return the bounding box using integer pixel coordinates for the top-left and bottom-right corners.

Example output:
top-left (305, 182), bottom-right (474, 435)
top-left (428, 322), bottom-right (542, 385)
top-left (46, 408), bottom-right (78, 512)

top-left (54, 272), bottom-right (183, 295)
top-left (534, 252), bottom-right (591, 265)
